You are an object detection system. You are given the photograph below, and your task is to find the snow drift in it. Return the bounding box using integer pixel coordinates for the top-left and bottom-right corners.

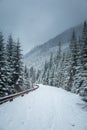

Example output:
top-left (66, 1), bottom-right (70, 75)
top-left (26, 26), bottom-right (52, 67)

top-left (0, 84), bottom-right (87, 130)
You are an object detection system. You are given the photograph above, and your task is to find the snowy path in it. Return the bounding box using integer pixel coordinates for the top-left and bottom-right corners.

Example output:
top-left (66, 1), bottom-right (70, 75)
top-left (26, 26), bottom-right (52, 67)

top-left (0, 84), bottom-right (87, 130)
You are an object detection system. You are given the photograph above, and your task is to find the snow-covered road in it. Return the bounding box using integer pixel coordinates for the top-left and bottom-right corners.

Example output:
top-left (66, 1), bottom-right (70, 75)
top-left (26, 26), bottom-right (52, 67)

top-left (0, 84), bottom-right (87, 130)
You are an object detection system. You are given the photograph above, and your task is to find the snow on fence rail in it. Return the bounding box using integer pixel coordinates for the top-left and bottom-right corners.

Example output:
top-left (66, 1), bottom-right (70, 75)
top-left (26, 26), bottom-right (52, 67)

top-left (0, 85), bottom-right (39, 104)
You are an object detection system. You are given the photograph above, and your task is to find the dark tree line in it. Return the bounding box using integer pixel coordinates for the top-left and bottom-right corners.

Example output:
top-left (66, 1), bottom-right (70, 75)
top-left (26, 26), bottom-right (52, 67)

top-left (0, 33), bottom-right (30, 97)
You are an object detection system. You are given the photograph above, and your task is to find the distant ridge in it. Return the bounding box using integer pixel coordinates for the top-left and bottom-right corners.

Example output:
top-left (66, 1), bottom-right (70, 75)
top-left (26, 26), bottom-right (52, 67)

top-left (24, 23), bottom-right (83, 69)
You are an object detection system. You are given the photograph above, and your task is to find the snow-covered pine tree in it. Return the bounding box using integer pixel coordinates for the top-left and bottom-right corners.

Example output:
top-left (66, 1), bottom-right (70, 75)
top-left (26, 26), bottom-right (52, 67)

top-left (54, 41), bottom-right (61, 68)
top-left (69, 30), bottom-right (78, 91)
top-left (58, 41), bottom-right (61, 59)
top-left (36, 69), bottom-right (41, 82)
top-left (29, 66), bottom-right (36, 87)
top-left (42, 61), bottom-right (48, 84)
top-left (6, 35), bottom-right (17, 94)
top-left (70, 22), bottom-right (87, 96)
top-left (59, 49), bottom-right (73, 91)
top-left (53, 41), bottom-right (62, 87)
top-left (48, 64), bottom-right (55, 86)
top-left (48, 53), bottom-right (55, 86)
top-left (13, 39), bottom-right (24, 91)
top-left (6, 35), bottom-right (14, 87)
top-left (81, 21), bottom-right (87, 70)
top-left (49, 53), bottom-right (53, 70)
top-left (45, 69), bottom-right (50, 85)
top-left (23, 65), bottom-right (30, 90)
top-left (70, 30), bottom-right (78, 73)
top-left (0, 32), bottom-right (8, 96)
top-left (54, 70), bottom-right (59, 87)
top-left (71, 35), bottom-right (83, 93)
top-left (78, 21), bottom-right (87, 96)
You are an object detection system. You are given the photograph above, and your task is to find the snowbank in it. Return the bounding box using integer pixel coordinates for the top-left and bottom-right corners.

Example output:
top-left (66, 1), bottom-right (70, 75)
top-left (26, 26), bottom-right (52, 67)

top-left (0, 84), bottom-right (87, 130)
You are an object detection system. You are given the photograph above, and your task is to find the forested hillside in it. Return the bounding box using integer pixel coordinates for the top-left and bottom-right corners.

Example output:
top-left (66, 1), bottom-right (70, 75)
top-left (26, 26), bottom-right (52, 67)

top-left (24, 23), bottom-right (83, 69)
top-left (28, 21), bottom-right (87, 97)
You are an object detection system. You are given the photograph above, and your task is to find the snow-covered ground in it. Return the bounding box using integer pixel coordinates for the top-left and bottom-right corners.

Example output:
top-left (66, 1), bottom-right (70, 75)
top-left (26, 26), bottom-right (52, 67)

top-left (0, 84), bottom-right (87, 130)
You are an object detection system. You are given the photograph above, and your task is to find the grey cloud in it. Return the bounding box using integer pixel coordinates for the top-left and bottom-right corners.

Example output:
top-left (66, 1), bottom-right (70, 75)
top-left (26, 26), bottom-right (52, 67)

top-left (0, 0), bottom-right (87, 54)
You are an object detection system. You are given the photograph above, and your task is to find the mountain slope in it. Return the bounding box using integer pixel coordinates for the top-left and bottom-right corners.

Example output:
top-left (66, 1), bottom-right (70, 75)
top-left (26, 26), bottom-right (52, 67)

top-left (0, 84), bottom-right (87, 130)
top-left (24, 24), bottom-right (83, 69)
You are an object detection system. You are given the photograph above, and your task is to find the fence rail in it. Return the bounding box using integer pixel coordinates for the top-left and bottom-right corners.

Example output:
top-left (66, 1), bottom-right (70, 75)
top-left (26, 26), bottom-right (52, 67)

top-left (0, 85), bottom-right (39, 104)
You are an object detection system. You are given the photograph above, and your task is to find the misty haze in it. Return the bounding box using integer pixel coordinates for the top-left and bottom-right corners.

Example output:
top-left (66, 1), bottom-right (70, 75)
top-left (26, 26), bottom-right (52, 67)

top-left (0, 0), bottom-right (87, 130)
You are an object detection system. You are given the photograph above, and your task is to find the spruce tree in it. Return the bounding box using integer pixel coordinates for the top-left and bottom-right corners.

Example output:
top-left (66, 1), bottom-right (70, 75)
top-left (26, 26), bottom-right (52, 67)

top-left (45, 70), bottom-right (49, 85)
top-left (6, 36), bottom-right (23, 93)
top-left (29, 66), bottom-right (36, 87)
top-left (49, 69), bottom-right (54, 86)
top-left (36, 70), bottom-right (41, 81)
top-left (6, 35), bottom-right (15, 88)
top-left (49, 53), bottom-right (53, 70)
top-left (23, 65), bottom-right (30, 90)
top-left (70, 30), bottom-right (78, 69)
top-left (81, 21), bottom-right (87, 70)
top-left (78, 21), bottom-right (87, 96)
top-left (42, 61), bottom-right (48, 82)
top-left (69, 30), bottom-right (78, 90)
top-left (58, 41), bottom-right (61, 59)
top-left (13, 39), bottom-right (23, 89)
top-left (0, 32), bottom-right (8, 96)
top-left (54, 41), bottom-right (61, 68)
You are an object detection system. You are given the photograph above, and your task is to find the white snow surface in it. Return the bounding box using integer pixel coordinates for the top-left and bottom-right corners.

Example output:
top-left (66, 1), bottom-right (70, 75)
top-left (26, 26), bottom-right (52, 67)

top-left (0, 84), bottom-right (87, 130)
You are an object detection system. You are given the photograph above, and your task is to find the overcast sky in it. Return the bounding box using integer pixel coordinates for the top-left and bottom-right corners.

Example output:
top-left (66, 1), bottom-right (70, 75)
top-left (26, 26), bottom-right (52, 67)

top-left (0, 0), bottom-right (87, 54)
